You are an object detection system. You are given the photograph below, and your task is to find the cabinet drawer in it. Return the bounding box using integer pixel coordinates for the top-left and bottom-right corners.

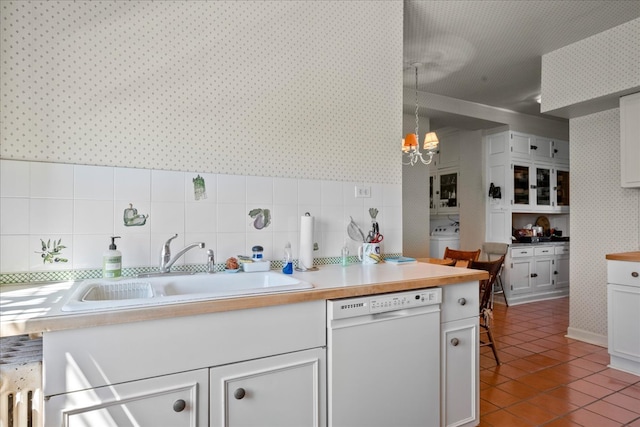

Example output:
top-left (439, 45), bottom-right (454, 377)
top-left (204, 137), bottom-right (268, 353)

top-left (441, 281), bottom-right (477, 323)
top-left (608, 260), bottom-right (640, 287)
top-left (554, 246), bottom-right (570, 255)
top-left (534, 247), bottom-right (554, 257)
top-left (511, 247), bottom-right (533, 258)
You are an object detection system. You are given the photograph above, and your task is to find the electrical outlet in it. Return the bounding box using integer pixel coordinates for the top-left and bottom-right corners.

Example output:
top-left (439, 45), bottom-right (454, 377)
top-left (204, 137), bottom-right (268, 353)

top-left (354, 185), bottom-right (371, 198)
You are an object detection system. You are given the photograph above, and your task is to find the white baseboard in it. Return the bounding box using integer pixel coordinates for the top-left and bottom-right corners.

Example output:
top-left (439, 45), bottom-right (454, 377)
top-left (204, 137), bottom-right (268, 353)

top-left (566, 327), bottom-right (608, 348)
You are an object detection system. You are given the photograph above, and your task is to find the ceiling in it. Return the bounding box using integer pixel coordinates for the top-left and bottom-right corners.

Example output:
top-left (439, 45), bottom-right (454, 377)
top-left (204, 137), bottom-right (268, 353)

top-left (404, 0), bottom-right (640, 131)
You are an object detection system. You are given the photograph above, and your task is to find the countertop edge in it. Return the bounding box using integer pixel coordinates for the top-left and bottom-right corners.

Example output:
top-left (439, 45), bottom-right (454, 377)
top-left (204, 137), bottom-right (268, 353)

top-left (1, 269), bottom-right (488, 337)
top-left (605, 251), bottom-right (640, 262)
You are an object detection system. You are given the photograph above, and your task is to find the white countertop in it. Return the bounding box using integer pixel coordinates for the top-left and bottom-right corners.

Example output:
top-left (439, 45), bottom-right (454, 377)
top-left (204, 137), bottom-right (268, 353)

top-left (0, 262), bottom-right (487, 337)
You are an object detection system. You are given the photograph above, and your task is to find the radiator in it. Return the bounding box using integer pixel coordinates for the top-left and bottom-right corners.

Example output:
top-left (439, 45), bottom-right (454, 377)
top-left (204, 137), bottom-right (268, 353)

top-left (0, 335), bottom-right (43, 427)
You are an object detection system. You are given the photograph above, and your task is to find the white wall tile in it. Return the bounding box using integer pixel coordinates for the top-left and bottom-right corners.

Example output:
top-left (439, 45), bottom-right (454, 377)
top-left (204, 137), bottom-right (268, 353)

top-left (115, 167), bottom-right (151, 202)
top-left (0, 198), bottom-right (29, 235)
top-left (0, 160), bottom-right (29, 197)
top-left (185, 202), bottom-right (216, 234)
top-left (271, 204), bottom-right (298, 232)
top-left (246, 176), bottom-right (273, 205)
top-left (321, 180), bottom-right (343, 206)
top-left (30, 234), bottom-right (72, 271)
top-left (152, 170), bottom-right (185, 202)
top-left (298, 179), bottom-right (322, 206)
top-left (216, 232), bottom-right (246, 264)
top-left (74, 200), bottom-right (114, 235)
top-left (246, 204), bottom-right (273, 233)
top-left (383, 183), bottom-right (402, 206)
top-left (321, 204), bottom-right (344, 232)
top-left (120, 233), bottom-right (152, 268)
top-left (0, 235), bottom-right (30, 273)
top-left (217, 175), bottom-right (246, 204)
top-left (73, 234), bottom-right (110, 270)
top-left (217, 203), bottom-right (247, 233)
top-left (29, 199), bottom-right (73, 235)
top-left (30, 162), bottom-right (74, 199)
top-left (74, 165), bottom-right (114, 200)
top-left (149, 201), bottom-right (184, 234)
top-left (273, 177), bottom-right (298, 205)
top-left (185, 172), bottom-right (216, 203)
top-left (114, 201), bottom-right (151, 235)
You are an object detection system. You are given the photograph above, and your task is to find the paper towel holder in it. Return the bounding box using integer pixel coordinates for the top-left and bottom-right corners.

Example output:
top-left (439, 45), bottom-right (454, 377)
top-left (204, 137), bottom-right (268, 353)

top-left (296, 212), bottom-right (319, 272)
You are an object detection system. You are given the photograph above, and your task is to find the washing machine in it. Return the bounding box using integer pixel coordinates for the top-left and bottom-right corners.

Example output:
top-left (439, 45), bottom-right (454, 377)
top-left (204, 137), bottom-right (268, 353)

top-left (429, 225), bottom-right (460, 258)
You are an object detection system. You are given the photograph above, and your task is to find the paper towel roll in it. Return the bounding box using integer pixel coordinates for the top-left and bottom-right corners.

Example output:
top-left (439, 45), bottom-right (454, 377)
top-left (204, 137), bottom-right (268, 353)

top-left (299, 215), bottom-right (314, 270)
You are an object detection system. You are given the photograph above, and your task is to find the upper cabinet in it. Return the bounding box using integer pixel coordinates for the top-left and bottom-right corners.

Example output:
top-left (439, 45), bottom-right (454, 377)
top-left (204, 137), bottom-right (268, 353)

top-left (620, 92), bottom-right (640, 188)
top-left (430, 131), bottom-right (461, 216)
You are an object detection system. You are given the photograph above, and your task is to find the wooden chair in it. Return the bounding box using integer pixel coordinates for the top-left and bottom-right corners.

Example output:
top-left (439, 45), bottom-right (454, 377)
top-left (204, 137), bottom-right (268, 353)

top-left (468, 256), bottom-right (505, 366)
top-left (443, 247), bottom-right (481, 267)
top-left (482, 242), bottom-right (509, 307)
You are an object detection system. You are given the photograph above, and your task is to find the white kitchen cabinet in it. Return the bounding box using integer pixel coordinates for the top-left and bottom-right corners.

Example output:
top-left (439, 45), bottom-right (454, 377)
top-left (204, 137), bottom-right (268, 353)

top-left (44, 301), bottom-right (326, 427)
top-left (46, 369), bottom-right (209, 427)
top-left (434, 132), bottom-right (461, 169)
top-left (620, 92), bottom-right (640, 187)
top-left (552, 139), bottom-right (569, 164)
top-left (554, 246), bottom-right (570, 289)
top-left (607, 259), bottom-right (640, 375)
top-left (430, 168), bottom-right (459, 215)
top-left (440, 281), bottom-right (478, 427)
top-left (210, 348), bottom-right (325, 427)
top-left (504, 245), bottom-right (569, 304)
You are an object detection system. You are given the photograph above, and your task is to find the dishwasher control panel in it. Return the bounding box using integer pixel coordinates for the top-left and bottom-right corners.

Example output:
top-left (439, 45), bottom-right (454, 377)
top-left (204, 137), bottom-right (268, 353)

top-left (328, 288), bottom-right (442, 319)
top-left (370, 289), bottom-right (441, 314)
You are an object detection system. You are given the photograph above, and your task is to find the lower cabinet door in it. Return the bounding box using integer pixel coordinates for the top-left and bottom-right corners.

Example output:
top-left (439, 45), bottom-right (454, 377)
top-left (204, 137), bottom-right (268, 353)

top-left (45, 369), bottom-right (208, 427)
top-left (441, 317), bottom-right (479, 427)
top-left (210, 347), bottom-right (326, 427)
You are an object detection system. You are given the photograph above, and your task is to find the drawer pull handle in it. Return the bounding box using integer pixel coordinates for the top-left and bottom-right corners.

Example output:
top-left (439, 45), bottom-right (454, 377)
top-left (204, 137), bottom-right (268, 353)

top-left (457, 298), bottom-right (467, 306)
top-left (531, 273), bottom-right (538, 278)
top-left (234, 388), bottom-right (246, 400)
top-left (173, 399), bottom-right (186, 413)
top-left (451, 338), bottom-right (460, 346)
top-left (632, 272), bottom-right (639, 278)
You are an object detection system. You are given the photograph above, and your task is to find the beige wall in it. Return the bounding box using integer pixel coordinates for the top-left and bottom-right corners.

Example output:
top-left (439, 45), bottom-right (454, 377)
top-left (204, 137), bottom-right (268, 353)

top-left (542, 18), bottom-right (640, 345)
top-left (0, 1), bottom-right (403, 185)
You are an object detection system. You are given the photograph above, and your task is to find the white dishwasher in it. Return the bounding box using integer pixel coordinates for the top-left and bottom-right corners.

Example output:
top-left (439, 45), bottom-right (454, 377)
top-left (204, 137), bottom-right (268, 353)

top-left (327, 288), bottom-right (442, 427)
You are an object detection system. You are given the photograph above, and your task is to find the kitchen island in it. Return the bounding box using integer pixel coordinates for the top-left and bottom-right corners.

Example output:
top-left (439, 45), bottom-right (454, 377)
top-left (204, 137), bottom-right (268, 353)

top-left (1, 262), bottom-right (487, 427)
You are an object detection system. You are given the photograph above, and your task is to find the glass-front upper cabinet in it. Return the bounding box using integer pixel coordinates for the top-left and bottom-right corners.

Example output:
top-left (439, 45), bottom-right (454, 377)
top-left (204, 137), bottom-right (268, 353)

top-left (535, 166), bottom-right (551, 207)
top-left (554, 166), bottom-right (570, 212)
top-left (512, 162), bottom-right (553, 211)
top-left (430, 168), bottom-right (459, 215)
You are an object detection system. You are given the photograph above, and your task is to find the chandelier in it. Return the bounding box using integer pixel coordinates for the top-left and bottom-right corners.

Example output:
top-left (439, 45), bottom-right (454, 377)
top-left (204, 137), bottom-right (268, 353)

top-left (402, 64), bottom-right (439, 166)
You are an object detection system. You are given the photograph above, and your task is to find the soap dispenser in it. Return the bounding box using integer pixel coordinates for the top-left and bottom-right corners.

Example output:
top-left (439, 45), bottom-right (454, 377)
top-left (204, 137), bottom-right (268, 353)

top-left (282, 242), bottom-right (293, 274)
top-left (103, 236), bottom-right (122, 278)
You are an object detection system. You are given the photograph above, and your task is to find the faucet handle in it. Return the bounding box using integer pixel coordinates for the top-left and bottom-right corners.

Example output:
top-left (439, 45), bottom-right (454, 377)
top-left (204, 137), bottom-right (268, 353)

top-left (165, 234), bottom-right (178, 247)
top-left (207, 249), bottom-right (215, 274)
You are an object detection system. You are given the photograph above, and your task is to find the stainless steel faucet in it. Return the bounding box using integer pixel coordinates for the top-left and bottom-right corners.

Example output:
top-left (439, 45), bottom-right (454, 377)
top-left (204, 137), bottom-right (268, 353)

top-left (159, 234), bottom-right (205, 273)
top-left (206, 249), bottom-right (215, 274)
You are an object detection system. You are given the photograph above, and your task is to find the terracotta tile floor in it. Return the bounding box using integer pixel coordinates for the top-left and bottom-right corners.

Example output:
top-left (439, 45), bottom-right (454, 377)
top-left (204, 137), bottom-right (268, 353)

top-left (479, 297), bottom-right (640, 426)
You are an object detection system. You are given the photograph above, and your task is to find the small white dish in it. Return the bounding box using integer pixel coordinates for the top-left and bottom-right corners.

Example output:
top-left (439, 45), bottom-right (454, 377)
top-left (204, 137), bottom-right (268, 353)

top-left (224, 268), bottom-right (240, 273)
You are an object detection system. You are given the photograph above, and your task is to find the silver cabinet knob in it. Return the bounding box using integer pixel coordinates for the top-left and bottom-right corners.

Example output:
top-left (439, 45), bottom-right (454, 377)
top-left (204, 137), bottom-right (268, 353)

top-left (451, 338), bottom-right (460, 346)
top-left (457, 298), bottom-right (466, 306)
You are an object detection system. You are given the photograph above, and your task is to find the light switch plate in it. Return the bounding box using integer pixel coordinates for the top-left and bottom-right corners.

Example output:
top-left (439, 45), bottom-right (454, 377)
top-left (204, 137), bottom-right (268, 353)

top-left (354, 185), bottom-right (371, 198)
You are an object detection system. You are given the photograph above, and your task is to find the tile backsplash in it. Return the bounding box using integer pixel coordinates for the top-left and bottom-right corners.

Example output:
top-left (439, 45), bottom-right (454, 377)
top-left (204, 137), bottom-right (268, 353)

top-left (0, 160), bottom-right (402, 284)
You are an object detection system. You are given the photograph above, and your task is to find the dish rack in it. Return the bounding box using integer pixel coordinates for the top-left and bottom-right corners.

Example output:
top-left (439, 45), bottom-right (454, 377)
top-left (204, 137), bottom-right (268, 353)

top-left (82, 281), bottom-right (154, 301)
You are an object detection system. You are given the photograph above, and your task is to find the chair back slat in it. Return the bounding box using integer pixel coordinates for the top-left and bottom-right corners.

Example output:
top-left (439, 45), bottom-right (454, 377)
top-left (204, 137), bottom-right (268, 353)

top-left (443, 247), bottom-right (481, 262)
top-left (468, 255), bottom-right (505, 312)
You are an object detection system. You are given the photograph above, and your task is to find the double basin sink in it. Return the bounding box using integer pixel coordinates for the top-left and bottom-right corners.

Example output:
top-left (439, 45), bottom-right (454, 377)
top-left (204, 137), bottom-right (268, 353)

top-left (61, 271), bottom-right (313, 312)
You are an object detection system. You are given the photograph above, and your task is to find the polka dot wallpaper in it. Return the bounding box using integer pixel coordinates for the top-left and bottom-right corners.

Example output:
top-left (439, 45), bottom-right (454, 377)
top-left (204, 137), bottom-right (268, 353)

top-left (0, 1), bottom-right (403, 184)
top-left (570, 108), bottom-right (639, 338)
top-left (542, 18), bottom-right (640, 113)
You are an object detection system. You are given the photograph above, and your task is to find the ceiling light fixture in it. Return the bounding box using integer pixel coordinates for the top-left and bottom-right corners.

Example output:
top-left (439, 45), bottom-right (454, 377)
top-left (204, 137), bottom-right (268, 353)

top-left (402, 64), bottom-right (439, 166)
